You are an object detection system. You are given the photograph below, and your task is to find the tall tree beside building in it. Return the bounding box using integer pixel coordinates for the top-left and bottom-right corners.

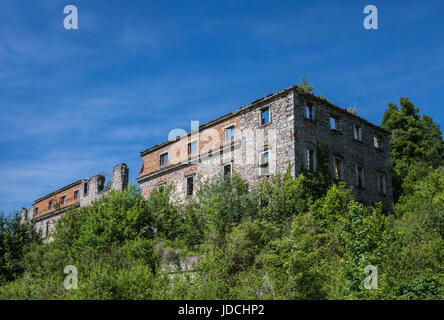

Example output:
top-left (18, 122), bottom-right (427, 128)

top-left (381, 97), bottom-right (444, 202)
top-left (0, 213), bottom-right (41, 285)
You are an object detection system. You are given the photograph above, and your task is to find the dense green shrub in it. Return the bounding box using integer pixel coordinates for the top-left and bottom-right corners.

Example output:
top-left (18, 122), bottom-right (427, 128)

top-left (0, 212), bottom-right (41, 285)
top-left (0, 143), bottom-right (442, 299)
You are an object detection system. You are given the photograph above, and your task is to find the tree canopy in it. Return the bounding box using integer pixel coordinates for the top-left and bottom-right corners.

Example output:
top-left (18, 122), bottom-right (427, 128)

top-left (0, 95), bottom-right (442, 300)
top-left (381, 97), bottom-right (444, 201)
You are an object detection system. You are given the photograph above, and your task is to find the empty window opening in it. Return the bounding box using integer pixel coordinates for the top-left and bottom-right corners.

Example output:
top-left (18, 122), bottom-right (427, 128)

top-left (48, 200), bottom-right (53, 210)
top-left (374, 135), bottom-right (383, 149)
top-left (60, 195), bottom-right (66, 206)
top-left (34, 207), bottom-right (39, 218)
top-left (305, 104), bottom-right (314, 120)
top-left (259, 151), bottom-right (269, 176)
top-left (186, 176), bottom-right (194, 196)
top-left (160, 152), bottom-right (168, 166)
top-left (356, 165), bottom-right (365, 188)
top-left (157, 183), bottom-right (166, 192)
top-left (98, 177), bottom-right (105, 193)
top-left (261, 108), bottom-right (270, 125)
top-left (224, 126), bottom-right (235, 141)
top-left (188, 141), bottom-right (197, 155)
top-left (83, 182), bottom-right (89, 196)
top-left (354, 125), bottom-right (362, 141)
top-left (330, 117), bottom-right (337, 130)
top-left (334, 157), bottom-right (343, 180)
top-left (223, 163), bottom-right (232, 176)
top-left (306, 149), bottom-right (315, 172)
top-left (74, 190), bottom-right (79, 200)
top-left (377, 172), bottom-right (387, 195)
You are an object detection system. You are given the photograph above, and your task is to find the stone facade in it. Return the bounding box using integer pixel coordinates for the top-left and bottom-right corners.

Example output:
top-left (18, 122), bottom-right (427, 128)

top-left (20, 163), bottom-right (129, 242)
top-left (137, 86), bottom-right (393, 211)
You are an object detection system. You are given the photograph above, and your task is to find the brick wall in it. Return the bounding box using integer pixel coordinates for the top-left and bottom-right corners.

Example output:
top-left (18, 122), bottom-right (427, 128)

top-left (33, 181), bottom-right (82, 219)
top-left (21, 163), bottom-right (129, 242)
top-left (138, 86), bottom-right (393, 211)
top-left (138, 90), bottom-right (297, 198)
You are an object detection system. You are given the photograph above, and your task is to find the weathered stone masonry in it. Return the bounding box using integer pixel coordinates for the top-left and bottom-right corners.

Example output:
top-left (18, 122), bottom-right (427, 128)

top-left (20, 163), bottom-right (129, 242)
top-left (137, 85), bottom-right (393, 211)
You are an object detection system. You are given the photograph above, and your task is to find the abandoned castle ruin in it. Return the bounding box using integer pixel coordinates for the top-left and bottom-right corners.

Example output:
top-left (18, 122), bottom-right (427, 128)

top-left (20, 163), bottom-right (129, 242)
top-left (20, 84), bottom-right (393, 244)
top-left (137, 85), bottom-right (393, 211)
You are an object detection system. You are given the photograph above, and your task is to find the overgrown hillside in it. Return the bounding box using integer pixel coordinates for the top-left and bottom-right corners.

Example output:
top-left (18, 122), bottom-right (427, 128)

top-left (0, 98), bottom-right (443, 300)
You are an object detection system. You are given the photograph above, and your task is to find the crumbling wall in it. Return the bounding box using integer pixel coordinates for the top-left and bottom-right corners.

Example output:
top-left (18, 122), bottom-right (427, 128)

top-left (138, 92), bottom-right (296, 197)
top-left (138, 88), bottom-right (393, 211)
top-left (80, 163), bottom-right (129, 206)
top-left (21, 163), bottom-right (129, 242)
top-left (294, 95), bottom-right (393, 210)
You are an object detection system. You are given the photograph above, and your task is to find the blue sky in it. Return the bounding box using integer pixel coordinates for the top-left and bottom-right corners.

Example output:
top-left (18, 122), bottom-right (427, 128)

top-left (1, 0), bottom-right (443, 214)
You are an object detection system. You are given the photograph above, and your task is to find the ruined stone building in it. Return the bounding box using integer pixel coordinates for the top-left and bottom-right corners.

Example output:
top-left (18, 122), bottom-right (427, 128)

top-left (137, 85), bottom-right (393, 210)
top-left (20, 163), bottom-right (129, 241)
top-left (19, 84), bottom-right (393, 244)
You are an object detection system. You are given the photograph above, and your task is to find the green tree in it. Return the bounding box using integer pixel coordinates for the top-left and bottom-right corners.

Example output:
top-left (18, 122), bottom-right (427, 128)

top-left (257, 167), bottom-right (313, 225)
top-left (193, 173), bottom-right (257, 246)
top-left (381, 97), bottom-right (444, 201)
top-left (347, 106), bottom-right (357, 115)
top-left (297, 76), bottom-right (314, 94)
top-left (0, 212), bottom-right (41, 285)
top-left (381, 168), bottom-right (444, 299)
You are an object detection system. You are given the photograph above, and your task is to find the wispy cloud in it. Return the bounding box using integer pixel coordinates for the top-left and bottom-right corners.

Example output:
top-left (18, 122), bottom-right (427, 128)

top-left (1, 0), bottom-right (443, 214)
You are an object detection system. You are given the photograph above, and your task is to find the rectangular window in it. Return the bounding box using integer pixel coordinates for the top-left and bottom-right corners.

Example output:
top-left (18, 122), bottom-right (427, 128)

top-left (356, 165), bottom-right (365, 188)
top-left (224, 126), bottom-right (235, 141)
top-left (34, 207), bottom-right (39, 218)
top-left (48, 200), bottom-right (53, 210)
top-left (45, 222), bottom-right (49, 237)
top-left (374, 135), bottom-right (383, 149)
top-left (188, 141), bottom-right (197, 155)
top-left (330, 117), bottom-right (337, 130)
top-left (61, 195), bottom-right (66, 205)
top-left (261, 108), bottom-right (270, 125)
top-left (354, 125), bottom-right (362, 141)
top-left (223, 163), bottom-right (232, 176)
top-left (83, 182), bottom-right (89, 196)
top-left (305, 104), bottom-right (313, 120)
top-left (306, 149), bottom-right (315, 172)
top-left (160, 152), bottom-right (168, 166)
top-left (259, 151), bottom-right (269, 176)
top-left (74, 190), bottom-right (79, 200)
top-left (334, 157), bottom-right (343, 180)
top-left (377, 172), bottom-right (387, 195)
top-left (186, 176), bottom-right (194, 196)
top-left (157, 183), bottom-right (166, 192)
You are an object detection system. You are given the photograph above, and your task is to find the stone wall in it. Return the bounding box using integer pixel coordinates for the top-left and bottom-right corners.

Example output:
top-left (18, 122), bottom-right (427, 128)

top-left (111, 163), bottom-right (129, 192)
top-left (294, 95), bottom-right (393, 210)
top-left (21, 163), bottom-right (129, 242)
top-left (138, 86), bottom-right (393, 211)
top-left (138, 91), bottom-right (296, 198)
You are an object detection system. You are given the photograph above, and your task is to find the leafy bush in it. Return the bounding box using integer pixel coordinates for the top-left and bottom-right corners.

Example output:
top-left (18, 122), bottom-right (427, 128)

top-left (0, 137), bottom-right (442, 299)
